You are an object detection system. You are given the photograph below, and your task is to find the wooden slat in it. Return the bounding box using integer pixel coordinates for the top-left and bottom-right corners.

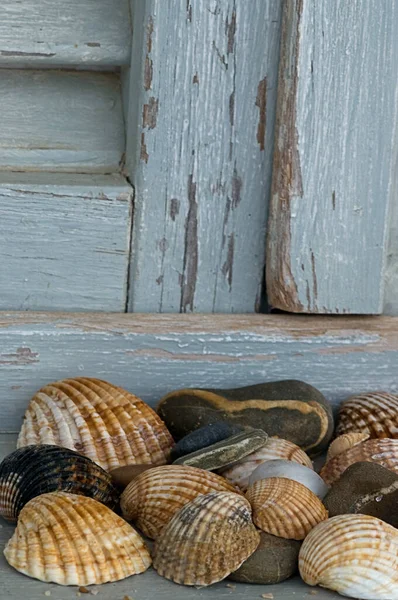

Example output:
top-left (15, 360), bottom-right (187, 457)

top-left (0, 174), bottom-right (132, 312)
top-left (125, 0), bottom-right (282, 312)
top-left (0, 0), bottom-right (131, 68)
top-left (384, 167), bottom-right (398, 315)
top-left (0, 70), bottom-right (125, 172)
top-left (267, 0), bottom-right (398, 314)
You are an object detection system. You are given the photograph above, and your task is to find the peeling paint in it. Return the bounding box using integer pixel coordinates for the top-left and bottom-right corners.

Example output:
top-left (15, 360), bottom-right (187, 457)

top-left (140, 133), bottom-right (149, 163)
top-left (142, 97), bottom-right (159, 129)
top-left (144, 16), bottom-right (154, 90)
top-left (170, 198), bottom-right (180, 221)
top-left (187, 0), bottom-right (192, 22)
top-left (180, 175), bottom-right (198, 312)
top-left (255, 77), bottom-right (267, 151)
top-left (0, 50), bottom-right (56, 58)
top-left (231, 166), bottom-right (242, 208)
top-left (226, 9), bottom-right (237, 54)
top-left (193, 73), bottom-right (199, 84)
top-left (229, 91), bottom-right (235, 126)
top-left (0, 347), bottom-right (39, 366)
top-left (85, 42), bottom-right (101, 48)
top-left (311, 251), bottom-right (318, 303)
top-left (332, 190), bottom-right (336, 210)
top-left (156, 275), bottom-right (164, 285)
top-left (222, 233), bottom-right (235, 290)
top-left (213, 41), bottom-right (227, 70)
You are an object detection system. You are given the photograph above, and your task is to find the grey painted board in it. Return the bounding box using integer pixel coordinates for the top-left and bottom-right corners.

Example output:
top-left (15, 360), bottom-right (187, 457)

top-left (0, 70), bottom-right (125, 172)
top-left (126, 0), bottom-right (282, 313)
top-left (0, 0), bottom-right (131, 68)
top-left (0, 173), bottom-right (133, 312)
top-left (384, 157), bottom-right (398, 315)
top-left (267, 0), bottom-right (398, 314)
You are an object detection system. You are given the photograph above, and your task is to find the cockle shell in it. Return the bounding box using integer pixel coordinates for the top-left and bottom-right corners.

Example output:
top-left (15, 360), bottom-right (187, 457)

top-left (0, 445), bottom-right (118, 522)
top-left (120, 464), bottom-right (238, 539)
top-left (153, 491), bottom-right (260, 586)
top-left (249, 459), bottom-right (329, 499)
top-left (336, 391), bottom-right (398, 438)
top-left (246, 478), bottom-right (328, 540)
top-left (326, 432), bottom-right (370, 461)
top-left (220, 437), bottom-right (313, 491)
top-left (4, 492), bottom-right (152, 586)
top-left (17, 377), bottom-right (174, 471)
top-left (299, 514), bottom-right (398, 599)
top-left (320, 438), bottom-right (398, 486)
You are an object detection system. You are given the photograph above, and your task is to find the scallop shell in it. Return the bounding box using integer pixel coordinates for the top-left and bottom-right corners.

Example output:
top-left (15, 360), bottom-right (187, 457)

top-left (320, 438), bottom-right (398, 486)
top-left (299, 514), bottom-right (398, 599)
top-left (121, 464), bottom-right (238, 539)
top-left (219, 437), bottom-right (313, 491)
top-left (326, 432), bottom-right (370, 461)
top-left (249, 459), bottom-right (329, 499)
top-left (0, 445), bottom-right (118, 522)
top-left (336, 391), bottom-right (398, 438)
top-left (4, 492), bottom-right (151, 586)
top-left (17, 377), bottom-right (174, 471)
top-left (153, 491), bottom-right (260, 586)
top-left (246, 478), bottom-right (328, 540)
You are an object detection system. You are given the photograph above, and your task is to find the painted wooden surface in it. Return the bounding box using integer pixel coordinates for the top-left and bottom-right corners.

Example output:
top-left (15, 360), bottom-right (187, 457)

top-left (0, 0), bottom-right (131, 68)
top-left (384, 163), bottom-right (398, 315)
top-left (267, 0), bottom-right (398, 314)
top-left (126, 0), bottom-right (282, 313)
top-left (0, 174), bottom-right (133, 312)
top-left (0, 70), bottom-right (125, 172)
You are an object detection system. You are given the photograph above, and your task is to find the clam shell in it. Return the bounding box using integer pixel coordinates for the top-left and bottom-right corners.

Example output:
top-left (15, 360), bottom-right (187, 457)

top-left (326, 432), bottom-right (370, 461)
top-left (220, 437), bottom-right (313, 491)
top-left (246, 478), bottom-right (328, 540)
top-left (120, 464), bottom-right (238, 539)
top-left (249, 459), bottom-right (329, 499)
top-left (4, 492), bottom-right (151, 586)
top-left (320, 438), bottom-right (398, 486)
top-left (336, 391), bottom-right (398, 438)
top-left (153, 491), bottom-right (260, 586)
top-left (17, 377), bottom-right (174, 471)
top-left (299, 514), bottom-right (398, 599)
top-left (0, 445), bottom-right (118, 522)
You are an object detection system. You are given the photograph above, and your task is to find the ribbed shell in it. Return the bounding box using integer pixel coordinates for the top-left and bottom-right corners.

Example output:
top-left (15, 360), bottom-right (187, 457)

top-left (17, 377), bottom-right (174, 471)
top-left (120, 464), bottom-right (238, 539)
top-left (299, 514), bottom-right (398, 599)
top-left (220, 437), bottom-right (313, 491)
top-left (246, 478), bottom-right (328, 540)
top-left (320, 438), bottom-right (398, 486)
top-left (336, 392), bottom-right (398, 438)
top-left (153, 491), bottom-right (260, 586)
top-left (326, 433), bottom-right (370, 461)
top-left (0, 445), bottom-right (118, 522)
top-left (248, 459), bottom-right (329, 499)
top-left (4, 492), bottom-right (151, 586)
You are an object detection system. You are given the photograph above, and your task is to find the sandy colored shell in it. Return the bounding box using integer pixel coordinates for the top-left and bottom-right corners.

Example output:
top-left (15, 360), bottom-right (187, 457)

top-left (336, 391), bottom-right (398, 439)
top-left (246, 478), bottom-right (328, 540)
top-left (320, 438), bottom-right (398, 486)
top-left (17, 377), bottom-right (174, 471)
top-left (326, 432), bottom-right (370, 461)
top-left (121, 464), bottom-right (238, 539)
top-left (248, 459), bottom-right (329, 499)
top-left (153, 491), bottom-right (260, 586)
top-left (220, 437), bottom-right (313, 491)
top-left (299, 514), bottom-right (398, 599)
top-left (4, 492), bottom-right (151, 586)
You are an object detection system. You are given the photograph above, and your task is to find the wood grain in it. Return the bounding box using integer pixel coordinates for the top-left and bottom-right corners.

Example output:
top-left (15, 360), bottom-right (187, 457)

top-left (125, 0), bottom-right (282, 312)
top-left (0, 174), bottom-right (133, 312)
top-left (384, 158), bottom-right (398, 315)
top-left (267, 0), bottom-right (398, 314)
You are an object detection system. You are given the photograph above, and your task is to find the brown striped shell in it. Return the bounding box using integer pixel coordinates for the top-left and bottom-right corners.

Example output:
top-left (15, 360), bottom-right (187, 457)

top-left (17, 377), bottom-right (174, 471)
top-left (120, 464), bottom-right (238, 539)
top-left (4, 492), bottom-right (151, 586)
top-left (153, 491), bottom-right (260, 586)
top-left (219, 437), bottom-right (313, 491)
top-left (326, 432), bottom-right (370, 461)
top-left (320, 438), bottom-right (398, 486)
top-left (246, 478), bottom-right (328, 540)
top-left (336, 392), bottom-right (398, 438)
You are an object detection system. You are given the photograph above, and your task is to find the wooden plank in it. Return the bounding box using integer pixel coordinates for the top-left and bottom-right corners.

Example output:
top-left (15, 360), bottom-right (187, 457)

top-left (0, 313), bottom-right (398, 432)
top-left (266, 0), bottom-right (398, 314)
top-left (384, 166), bottom-right (398, 314)
top-left (0, 0), bottom-right (131, 68)
top-left (0, 174), bottom-right (132, 312)
top-left (125, 0), bottom-right (282, 312)
top-left (0, 70), bottom-right (125, 172)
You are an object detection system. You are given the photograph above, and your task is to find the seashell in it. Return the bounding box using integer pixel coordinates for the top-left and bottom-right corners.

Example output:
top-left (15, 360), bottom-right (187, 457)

top-left (326, 432), bottom-right (370, 461)
top-left (246, 478), bottom-right (328, 540)
top-left (17, 377), bottom-right (174, 471)
top-left (110, 464), bottom-right (159, 490)
top-left (220, 437), bottom-right (313, 491)
top-left (4, 492), bottom-right (151, 585)
top-left (320, 438), bottom-right (398, 486)
top-left (249, 459), bottom-right (329, 499)
top-left (120, 464), bottom-right (238, 539)
top-left (153, 491), bottom-right (260, 586)
top-left (299, 514), bottom-right (398, 599)
top-left (0, 445), bottom-right (118, 522)
top-left (170, 421), bottom-right (243, 461)
top-left (336, 391), bottom-right (398, 439)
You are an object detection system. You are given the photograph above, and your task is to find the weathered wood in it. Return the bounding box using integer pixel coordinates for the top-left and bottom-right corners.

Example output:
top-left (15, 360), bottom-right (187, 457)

top-left (126, 0), bottom-right (282, 312)
top-left (0, 70), bottom-right (125, 172)
top-left (384, 167), bottom-right (398, 315)
top-left (0, 0), bottom-right (131, 68)
top-left (0, 174), bottom-right (132, 312)
top-left (267, 0), bottom-right (398, 314)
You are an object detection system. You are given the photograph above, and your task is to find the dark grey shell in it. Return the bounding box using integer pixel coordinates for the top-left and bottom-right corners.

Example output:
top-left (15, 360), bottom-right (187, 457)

top-left (0, 445), bottom-right (118, 522)
top-left (170, 421), bottom-right (243, 461)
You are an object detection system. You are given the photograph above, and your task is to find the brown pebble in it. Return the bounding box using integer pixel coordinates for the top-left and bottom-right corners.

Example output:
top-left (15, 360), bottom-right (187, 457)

top-left (261, 595), bottom-right (274, 599)
top-left (123, 596), bottom-right (134, 600)
top-left (79, 588), bottom-right (90, 594)
top-left (110, 465), bottom-right (158, 490)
